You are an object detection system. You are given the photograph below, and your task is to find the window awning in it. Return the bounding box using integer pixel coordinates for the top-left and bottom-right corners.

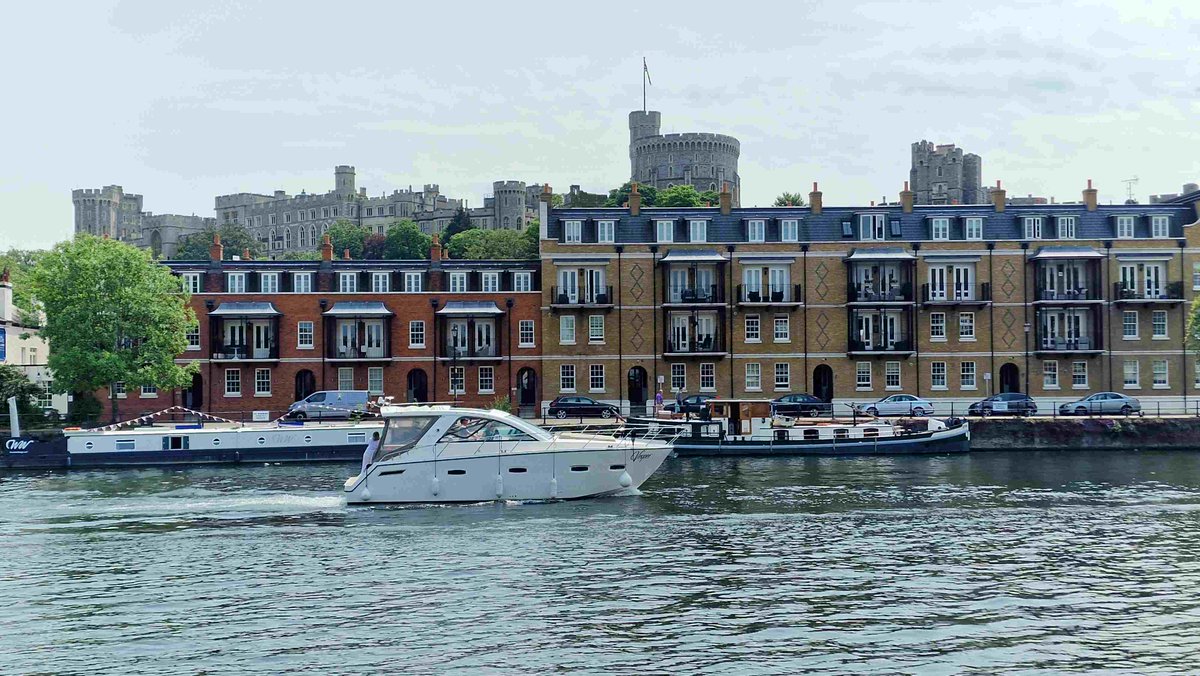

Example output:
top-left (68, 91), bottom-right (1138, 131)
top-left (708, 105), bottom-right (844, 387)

top-left (436, 301), bottom-right (504, 316)
top-left (1030, 246), bottom-right (1104, 260)
top-left (659, 249), bottom-right (727, 263)
top-left (1114, 252), bottom-right (1177, 262)
top-left (844, 248), bottom-right (916, 261)
top-left (323, 302), bottom-right (394, 317)
top-left (922, 254), bottom-right (982, 263)
top-left (209, 302), bottom-right (281, 317)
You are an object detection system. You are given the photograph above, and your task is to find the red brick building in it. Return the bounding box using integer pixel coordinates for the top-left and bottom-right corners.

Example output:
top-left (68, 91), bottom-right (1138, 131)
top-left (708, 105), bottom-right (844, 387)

top-left (101, 235), bottom-right (543, 420)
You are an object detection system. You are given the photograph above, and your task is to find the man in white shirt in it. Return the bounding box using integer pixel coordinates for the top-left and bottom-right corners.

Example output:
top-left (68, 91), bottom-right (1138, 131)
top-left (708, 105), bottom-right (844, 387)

top-left (359, 431), bottom-right (381, 477)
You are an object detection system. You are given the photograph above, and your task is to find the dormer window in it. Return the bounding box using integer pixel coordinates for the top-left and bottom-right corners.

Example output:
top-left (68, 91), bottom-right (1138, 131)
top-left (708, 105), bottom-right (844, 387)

top-left (1023, 217), bottom-right (1043, 240)
top-left (780, 219), bottom-right (798, 242)
top-left (930, 218), bottom-right (950, 241)
top-left (226, 272), bottom-right (246, 294)
top-left (260, 272), bottom-right (280, 294)
top-left (689, 220), bottom-right (707, 243)
top-left (1151, 215), bottom-right (1170, 239)
top-left (339, 272), bottom-right (357, 293)
top-left (1116, 215), bottom-right (1135, 239)
top-left (564, 220), bottom-right (582, 243)
top-left (859, 214), bottom-right (885, 241)
top-left (449, 272), bottom-right (467, 293)
top-left (181, 272), bottom-right (201, 294)
top-left (965, 217), bottom-right (983, 241)
top-left (597, 220), bottom-right (615, 243)
top-left (747, 219), bottom-right (765, 243)
top-left (1056, 216), bottom-right (1077, 239)
top-left (656, 220), bottom-right (674, 243)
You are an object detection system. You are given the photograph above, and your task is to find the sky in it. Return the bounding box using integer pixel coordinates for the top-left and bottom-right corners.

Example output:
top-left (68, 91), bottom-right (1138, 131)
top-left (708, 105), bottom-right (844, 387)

top-left (2, 0), bottom-right (1198, 250)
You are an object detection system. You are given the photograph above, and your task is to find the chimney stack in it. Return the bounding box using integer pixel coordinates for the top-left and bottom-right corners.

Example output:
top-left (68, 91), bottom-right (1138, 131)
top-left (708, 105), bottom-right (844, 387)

top-left (430, 233), bottom-right (442, 263)
top-left (343, 249), bottom-right (351, 261)
top-left (809, 182), bottom-right (823, 215)
top-left (900, 181), bottom-right (914, 213)
top-left (991, 180), bottom-right (1007, 213)
top-left (628, 182), bottom-right (642, 216)
top-left (209, 234), bottom-right (224, 261)
top-left (719, 182), bottom-right (732, 215)
top-left (242, 248), bottom-right (251, 261)
top-left (321, 234), bottom-right (333, 262)
top-left (1083, 179), bottom-right (1098, 211)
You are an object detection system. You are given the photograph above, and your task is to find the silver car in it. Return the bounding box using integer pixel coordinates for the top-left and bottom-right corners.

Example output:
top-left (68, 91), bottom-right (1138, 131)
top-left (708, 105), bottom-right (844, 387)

top-left (859, 394), bottom-right (935, 417)
top-left (1058, 392), bottom-right (1141, 416)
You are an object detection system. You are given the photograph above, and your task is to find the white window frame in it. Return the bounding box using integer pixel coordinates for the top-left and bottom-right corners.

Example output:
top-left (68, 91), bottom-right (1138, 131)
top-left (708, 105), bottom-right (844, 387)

top-left (1023, 217), bottom-right (1043, 240)
top-left (747, 219), bottom-right (766, 243)
top-left (745, 314), bottom-right (761, 343)
top-left (519, 319), bottom-right (535, 347)
top-left (339, 272), bottom-right (357, 293)
top-left (371, 272), bottom-right (390, 293)
top-left (856, 362), bottom-right (871, 390)
top-left (589, 364), bottom-right (605, 393)
top-left (365, 367), bottom-right (383, 395)
top-left (960, 361), bottom-right (977, 390)
top-left (1123, 360), bottom-right (1140, 389)
top-left (859, 214), bottom-right (885, 241)
top-left (1152, 310), bottom-right (1168, 339)
top-left (1056, 216), bottom-right (1077, 239)
top-left (513, 272), bottom-right (532, 292)
top-left (745, 363), bottom-right (761, 392)
top-left (773, 315), bottom-right (790, 343)
top-left (560, 364), bottom-right (576, 393)
top-left (1151, 215), bottom-right (1170, 239)
top-left (1043, 360), bottom-right (1060, 389)
top-left (481, 272), bottom-right (500, 293)
top-left (226, 273), bottom-right (246, 294)
top-left (964, 217), bottom-right (983, 241)
top-left (931, 218), bottom-right (950, 241)
top-left (958, 312), bottom-right (975, 341)
top-left (449, 272), bottom-right (467, 293)
top-left (699, 363), bottom-right (716, 392)
top-left (656, 220), bottom-right (674, 244)
top-left (780, 219), bottom-right (799, 242)
top-left (403, 272), bottom-right (423, 293)
top-left (774, 363), bottom-right (790, 391)
top-left (478, 366), bottom-right (494, 395)
top-left (257, 272), bottom-right (278, 294)
top-left (1116, 215), bottom-right (1135, 239)
top-left (186, 325), bottom-right (201, 351)
top-left (409, 320), bottom-right (425, 349)
top-left (1122, 310), bottom-right (1138, 339)
top-left (1072, 361), bottom-right (1088, 389)
top-left (930, 312), bottom-right (946, 341)
top-left (338, 367), bottom-right (355, 390)
top-left (293, 273), bottom-right (313, 294)
top-left (448, 366), bottom-right (465, 395)
top-left (564, 220), bottom-right (582, 243)
top-left (885, 361), bottom-right (901, 390)
top-left (1153, 359), bottom-right (1169, 389)
top-left (588, 314), bottom-right (605, 343)
top-left (140, 385), bottom-right (158, 398)
top-left (112, 381), bottom-right (126, 398)
top-left (254, 368), bottom-right (271, 396)
top-left (689, 220), bottom-right (707, 243)
top-left (224, 369), bottom-right (241, 397)
top-left (559, 315), bottom-right (576, 345)
top-left (181, 272), bottom-right (201, 294)
top-left (671, 363), bottom-right (686, 392)
top-left (297, 321), bottom-right (314, 349)
top-left (931, 361), bottom-right (947, 390)
top-left (597, 220), bottom-right (615, 244)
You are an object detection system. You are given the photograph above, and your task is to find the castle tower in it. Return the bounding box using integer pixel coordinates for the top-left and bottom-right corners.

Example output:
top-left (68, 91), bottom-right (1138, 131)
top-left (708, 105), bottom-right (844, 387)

top-left (910, 141), bottom-right (983, 205)
top-left (72, 185), bottom-right (143, 239)
top-left (492, 180), bottom-right (527, 230)
top-left (334, 165), bottom-right (356, 199)
top-left (628, 111), bottom-right (662, 177)
top-left (627, 110), bottom-right (741, 206)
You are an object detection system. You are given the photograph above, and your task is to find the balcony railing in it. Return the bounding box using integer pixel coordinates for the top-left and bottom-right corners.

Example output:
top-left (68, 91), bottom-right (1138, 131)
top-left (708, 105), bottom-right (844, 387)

top-left (211, 341), bottom-right (279, 360)
top-left (921, 283), bottom-right (991, 304)
top-left (848, 282), bottom-right (913, 303)
top-left (847, 338), bottom-right (915, 353)
top-left (327, 343), bottom-right (389, 360)
top-left (550, 286), bottom-right (614, 307)
top-left (1035, 335), bottom-right (1101, 352)
top-left (1113, 281), bottom-right (1184, 302)
top-left (664, 334), bottom-right (725, 354)
top-left (738, 284), bottom-right (803, 304)
top-left (665, 284), bottom-right (724, 304)
top-left (1036, 286), bottom-right (1101, 301)
top-left (439, 343), bottom-right (500, 359)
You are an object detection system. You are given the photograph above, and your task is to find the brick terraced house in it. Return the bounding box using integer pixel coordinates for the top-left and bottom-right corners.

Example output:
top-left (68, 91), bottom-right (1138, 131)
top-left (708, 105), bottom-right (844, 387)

top-left (101, 234), bottom-right (542, 421)
top-left (536, 179), bottom-right (1200, 415)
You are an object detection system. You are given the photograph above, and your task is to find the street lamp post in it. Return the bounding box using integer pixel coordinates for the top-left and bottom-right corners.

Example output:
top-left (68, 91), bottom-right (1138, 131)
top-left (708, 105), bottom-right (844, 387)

top-left (451, 325), bottom-right (460, 405)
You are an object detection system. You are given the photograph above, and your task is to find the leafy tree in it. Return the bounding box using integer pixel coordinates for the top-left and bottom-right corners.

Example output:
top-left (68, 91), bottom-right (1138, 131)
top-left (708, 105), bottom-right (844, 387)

top-left (656, 184), bottom-right (705, 208)
top-left (447, 229), bottom-right (536, 260)
top-left (384, 220), bottom-right (431, 260)
top-left (29, 235), bottom-right (199, 422)
top-left (774, 192), bottom-right (807, 207)
top-left (1, 248), bottom-right (44, 327)
top-left (362, 233), bottom-right (388, 260)
top-left (277, 250), bottom-right (321, 261)
top-left (551, 193), bottom-right (564, 208)
top-left (605, 182), bottom-right (657, 208)
top-left (442, 206), bottom-right (475, 242)
top-left (522, 221), bottom-right (539, 258)
top-left (1186, 296), bottom-right (1200, 354)
top-left (326, 220), bottom-right (370, 259)
top-left (172, 224), bottom-right (263, 260)
top-left (699, 189), bottom-right (721, 206)
top-left (0, 363), bottom-right (44, 417)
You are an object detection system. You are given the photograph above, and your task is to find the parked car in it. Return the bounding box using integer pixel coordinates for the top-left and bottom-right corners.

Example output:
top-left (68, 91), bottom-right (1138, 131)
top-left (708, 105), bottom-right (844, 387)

top-left (547, 396), bottom-right (620, 419)
top-left (771, 393), bottom-right (833, 417)
top-left (1058, 392), bottom-right (1141, 416)
top-left (857, 394), bottom-right (935, 417)
top-left (288, 390), bottom-right (370, 420)
top-left (968, 392), bottom-right (1038, 417)
top-left (662, 394), bottom-right (715, 415)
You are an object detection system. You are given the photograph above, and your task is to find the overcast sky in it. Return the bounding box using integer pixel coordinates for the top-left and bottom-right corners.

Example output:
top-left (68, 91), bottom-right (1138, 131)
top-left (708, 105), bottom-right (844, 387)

top-left (2, 0), bottom-right (1198, 250)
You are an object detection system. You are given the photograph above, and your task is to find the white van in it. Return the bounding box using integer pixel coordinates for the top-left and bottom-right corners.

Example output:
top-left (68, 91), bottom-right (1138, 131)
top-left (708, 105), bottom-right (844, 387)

top-left (288, 391), bottom-right (370, 420)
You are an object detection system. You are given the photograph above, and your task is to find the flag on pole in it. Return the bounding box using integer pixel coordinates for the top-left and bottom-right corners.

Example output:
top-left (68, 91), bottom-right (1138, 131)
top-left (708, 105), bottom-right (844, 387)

top-left (643, 57), bottom-right (652, 86)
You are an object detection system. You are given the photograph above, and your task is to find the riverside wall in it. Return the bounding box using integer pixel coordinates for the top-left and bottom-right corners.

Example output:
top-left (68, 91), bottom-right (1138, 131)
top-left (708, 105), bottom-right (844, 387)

top-left (970, 417), bottom-right (1200, 451)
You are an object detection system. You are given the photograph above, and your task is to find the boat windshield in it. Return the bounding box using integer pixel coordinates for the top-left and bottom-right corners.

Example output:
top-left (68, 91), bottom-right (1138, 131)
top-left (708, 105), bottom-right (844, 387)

top-left (438, 416), bottom-right (536, 443)
top-left (375, 415), bottom-right (441, 463)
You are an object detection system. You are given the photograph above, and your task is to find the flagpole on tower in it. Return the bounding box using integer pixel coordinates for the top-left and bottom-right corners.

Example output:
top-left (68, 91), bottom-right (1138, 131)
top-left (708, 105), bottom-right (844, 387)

top-left (642, 57), bottom-right (652, 113)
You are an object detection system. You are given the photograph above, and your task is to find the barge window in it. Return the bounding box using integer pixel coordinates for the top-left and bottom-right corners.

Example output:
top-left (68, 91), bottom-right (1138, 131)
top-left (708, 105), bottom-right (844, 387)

top-left (347, 433), bottom-right (367, 445)
top-left (115, 439), bottom-right (135, 450)
top-left (212, 438), bottom-right (221, 447)
top-left (375, 415), bottom-right (441, 463)
top-left (864, 427), bottom-right (879, 438)
top-left (508, 467), bottom-right (528, 473)
top-left (609, 464), bottom-right (625, 471)
top-left (447, 469), bottom-right (466, 476)
top-left (803, 429), bottom-right (819, 440)
top-left (570, 465), bottom-right (589, 472)
top-left (834, 428), bottom-right (849, 440)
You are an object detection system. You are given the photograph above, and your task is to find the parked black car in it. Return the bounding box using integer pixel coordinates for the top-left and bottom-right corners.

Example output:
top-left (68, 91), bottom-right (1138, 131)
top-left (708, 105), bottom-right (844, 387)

top-left (547, 396), bottom-right (620, 419)
top-left (771, 393), bottom-right (833, 417)
top-left (967, 392), bottom-right (1038, 416)
top-left (662, 394), bottom-right (715, 415)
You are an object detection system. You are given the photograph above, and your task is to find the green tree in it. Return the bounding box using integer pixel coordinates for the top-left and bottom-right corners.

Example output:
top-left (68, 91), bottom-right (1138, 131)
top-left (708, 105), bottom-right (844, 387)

top-left (1186, 296), bottom-right (1200, 355)
top-left (1, 248), bottom-right (44, 327)
top-left (605, 182), bottom-right (658, 208)
top-left (277, 250), bottom-right (322, 261)
top-left (29, 235), bottom-right (199, 422)
top-left (441, 206), bottom-right (475, 242)
top-left (326, 219), bottom-right (370, 259)
top-left (0, 363), bottom-right (44, 417)
top-left (522, 221), bottom-right (540, 258)
top-left (699, 189), bottom-right (721, 206)
top-left (172, 224), bottom-right (264, 260)
top-left (656, 184), bottom-right (705, 207)
top-left (384, 220), bottom-right (432, 259)
top-left (446, 229), bottom-right (536, 260)
top-left (774, 192), bottom-right (807, 207)
top-left (362, 233), bottom-right (388, 259)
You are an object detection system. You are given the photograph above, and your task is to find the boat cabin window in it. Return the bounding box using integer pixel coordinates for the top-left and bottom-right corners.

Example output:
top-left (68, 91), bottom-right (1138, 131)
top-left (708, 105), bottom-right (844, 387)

top-left (375, 415), bottom-right (441, 463)
top-left (347, 433), bottom-right (367, 445)
top-left (863, 427), bottom-right (879, 438)
top-left (439, 417), bottom-right (535, 443)
top-left (162, 436), bottom-right (189, 450)
top-left (115, 439), bottom-right (135, 450)
top-left (803, 428), bottom-right (819, 440)
top-left (834, 428), bottom-right (849, 440)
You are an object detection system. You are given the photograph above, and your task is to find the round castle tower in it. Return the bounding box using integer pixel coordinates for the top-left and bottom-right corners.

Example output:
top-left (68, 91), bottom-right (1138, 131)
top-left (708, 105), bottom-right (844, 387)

top-left (628, 110), bottom-right (741, 206)
top-left (492, 180), bottom-right (527, 229)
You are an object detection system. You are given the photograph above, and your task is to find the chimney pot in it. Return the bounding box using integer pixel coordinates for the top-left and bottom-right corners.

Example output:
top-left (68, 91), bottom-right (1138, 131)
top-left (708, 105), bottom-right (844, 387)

top-left (628, 182), bottom-right (642, 216)
top-left (719, 182), bottom-right (732, 215)
top-left (809, 182), bottom-right (823, 215)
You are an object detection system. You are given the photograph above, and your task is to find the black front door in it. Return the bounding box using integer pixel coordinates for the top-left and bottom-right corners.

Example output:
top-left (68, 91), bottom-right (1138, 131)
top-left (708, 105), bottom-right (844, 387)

top-left (407, 369), bottom-right (429, 403)
top-left (627, 366), bottom-right (648, 416)
top-left (813, 365), bottom-right (833, 403)
top-left (183, 373), bottom-right (203, 410)
top-left (294, 370), bottom-right (316, 403)
top-left (999, 363), bottom-right (1020, 393)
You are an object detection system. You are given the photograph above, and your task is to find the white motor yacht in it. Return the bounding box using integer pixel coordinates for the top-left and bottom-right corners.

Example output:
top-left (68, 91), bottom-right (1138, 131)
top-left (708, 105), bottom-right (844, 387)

top-left (343, 406), bottom-right (675, 504)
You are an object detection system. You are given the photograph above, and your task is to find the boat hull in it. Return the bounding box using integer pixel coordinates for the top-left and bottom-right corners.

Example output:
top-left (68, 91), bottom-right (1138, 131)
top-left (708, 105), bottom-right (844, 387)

top-left (344, 444), bottom-right (672, 505)
top-left (671, 423), bottom-right (971, 457)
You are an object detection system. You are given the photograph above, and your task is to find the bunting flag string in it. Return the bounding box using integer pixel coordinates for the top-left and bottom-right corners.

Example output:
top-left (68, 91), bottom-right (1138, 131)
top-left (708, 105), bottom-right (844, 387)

top-left (82, 406), bottom-right (238, 433)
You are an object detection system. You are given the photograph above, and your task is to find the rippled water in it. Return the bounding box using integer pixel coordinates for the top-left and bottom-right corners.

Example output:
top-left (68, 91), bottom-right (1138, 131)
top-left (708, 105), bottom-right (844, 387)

top-left (4, 451), bottom-right (1200, 674)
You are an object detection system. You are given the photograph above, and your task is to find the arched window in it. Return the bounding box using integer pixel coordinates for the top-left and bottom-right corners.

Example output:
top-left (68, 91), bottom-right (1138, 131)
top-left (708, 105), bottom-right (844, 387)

top-left (268, 228), bottom-right (276, 249)
top-left (309, 226), bottom-right (316, 247)
top-left (283, 227), bottom-right (291, 249)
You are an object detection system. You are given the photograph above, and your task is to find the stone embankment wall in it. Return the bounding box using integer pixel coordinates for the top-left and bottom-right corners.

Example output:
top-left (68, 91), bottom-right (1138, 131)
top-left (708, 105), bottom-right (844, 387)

top-left (971, 417), bottom-right (1200, 451)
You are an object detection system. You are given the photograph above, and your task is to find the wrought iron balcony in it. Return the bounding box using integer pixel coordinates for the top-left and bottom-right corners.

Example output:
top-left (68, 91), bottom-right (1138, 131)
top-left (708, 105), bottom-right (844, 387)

top-left (847, 282), bottom-right (913, 303)
top-left (1112, 281), bottom-right (1184, 303)
top-left (550, 286), bottom-right (614, 308)
top-left (921, 282), bottom-right (991, 305)
top-left (737, 284), bottom-right (803, 305)
top-left (665, 284), bottom-right (724, 305)
top-left (847, 338), bottom-right (915, 354)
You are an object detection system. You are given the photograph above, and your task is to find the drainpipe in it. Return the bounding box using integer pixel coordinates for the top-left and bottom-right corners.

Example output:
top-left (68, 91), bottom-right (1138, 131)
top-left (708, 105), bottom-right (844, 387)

top-left (506, 297), bottom-right (514, 408)
top-left (802, 244), bottom-right (810, 388)
top-left (987, 242), bottom-right (995, 395)
top-left (651, 245), bottom-right (659, 392)
top-left (1022, 243), bottom-right (1030, 395)
top-left (429, 298), bottom-right (439, 402)
top-left (616, 246), bottom-right (624, 413)
top-left (1181, 239), bottom-right (1188, 412)
top-left (1105, 241), bottom-right (1113, 392)
top-left (727, 244), bottom-right (735, 396)
top-left (912, 244), bottom-right (920, 400)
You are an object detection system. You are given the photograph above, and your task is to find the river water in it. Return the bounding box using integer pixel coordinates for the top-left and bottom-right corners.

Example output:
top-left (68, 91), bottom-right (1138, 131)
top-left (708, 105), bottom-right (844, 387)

top-left (3, 451), bottom-right (1200, 674)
